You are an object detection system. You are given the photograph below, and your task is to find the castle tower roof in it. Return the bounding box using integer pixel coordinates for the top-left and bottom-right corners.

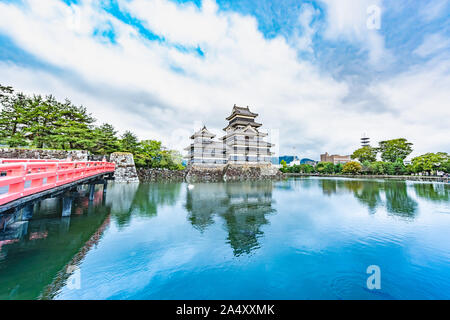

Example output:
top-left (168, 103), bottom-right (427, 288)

top-left (190, 126), bottom-right (216, 139)
top-left (226, 104), bottom-right (258, 120)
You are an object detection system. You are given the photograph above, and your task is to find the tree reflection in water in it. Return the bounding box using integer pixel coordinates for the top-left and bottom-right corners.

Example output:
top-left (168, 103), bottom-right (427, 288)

top-left (185, 181), bottom-right (276, 256)
top-left (106, 182), bottom-right (181, 228)
top-left (0, 188), bottom-right (111, 300)
top-left (320, 179), bottom-right (418, 218)
top-left (384, 181), bottom-right (417, 218)
top-left (413, 183), bottom-right (449, 203)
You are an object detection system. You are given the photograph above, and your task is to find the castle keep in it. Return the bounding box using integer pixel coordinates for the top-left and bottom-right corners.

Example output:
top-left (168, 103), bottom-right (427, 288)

top-left (185, 105), bottom-right (273, 166)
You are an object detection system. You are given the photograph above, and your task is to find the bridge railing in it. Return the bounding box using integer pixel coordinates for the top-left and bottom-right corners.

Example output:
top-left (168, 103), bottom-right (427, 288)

top-left (0, 160), bottom-right (115, 206)
top-left (0, 159), bottom-right (64, 163)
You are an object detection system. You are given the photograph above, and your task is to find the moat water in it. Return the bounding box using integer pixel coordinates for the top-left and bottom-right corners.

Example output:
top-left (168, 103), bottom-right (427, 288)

top-left (0, 177), bottom-right (449, 299)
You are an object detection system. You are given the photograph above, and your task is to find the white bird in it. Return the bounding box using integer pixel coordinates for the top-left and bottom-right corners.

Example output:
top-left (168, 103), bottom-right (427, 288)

top-left (188, 184), bottom-right (195, 190)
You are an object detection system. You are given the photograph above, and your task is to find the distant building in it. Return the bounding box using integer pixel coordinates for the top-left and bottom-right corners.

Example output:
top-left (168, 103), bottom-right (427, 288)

top-left (300, 158), bottom-right (317, 166)
top-left (361, 135), bottom-right (370, 147)
top-left (320, 152), bottom-right (351, 165)
top-left (279, 155), bottom-right (299, 165)
top-left (184, 105), bottom-right (274, 166)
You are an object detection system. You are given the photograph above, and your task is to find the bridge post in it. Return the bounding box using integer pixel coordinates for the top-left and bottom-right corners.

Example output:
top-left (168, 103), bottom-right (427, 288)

top-left (60, 216), bottom-right (71, 233)
top-left (89, 184), bottom-right (95, 201)
top-left (22, 203), bottom-right (34, 220)
top-left (102, 181), bottom-right (107, 205)
top-left (62, 194), bottom-right (73, 217)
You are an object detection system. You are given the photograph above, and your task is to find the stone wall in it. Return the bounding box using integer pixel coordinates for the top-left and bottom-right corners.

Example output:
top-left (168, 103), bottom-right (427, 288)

top-left (138, 165), bottom-right (284, 182)
top-left (0, 148), bottom-right (89, 161)
top-left (184, 164), bottom-right (284, 182)
top-left (185, 165), bottom-right (226, 183)
top-left (137, 168), bottom-right (186, 182)
top-left (110, 152), bottom-right (139, 183)
top-left (223, 164), bottom-right (284, 181)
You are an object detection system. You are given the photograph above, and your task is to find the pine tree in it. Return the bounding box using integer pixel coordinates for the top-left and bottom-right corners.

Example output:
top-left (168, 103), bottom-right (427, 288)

top-left (120, 130), bottom-right (139, 153)
top-left (92, 123), bottom-right (120, 155)
top-left (0, 86), bottom-right (31, 147)
top-left (52, 100), bottom-right (96, 150)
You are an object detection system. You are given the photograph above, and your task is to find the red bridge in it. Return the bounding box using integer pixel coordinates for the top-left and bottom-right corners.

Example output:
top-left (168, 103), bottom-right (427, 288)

top-left (0, 159), bottom-right (115, 215)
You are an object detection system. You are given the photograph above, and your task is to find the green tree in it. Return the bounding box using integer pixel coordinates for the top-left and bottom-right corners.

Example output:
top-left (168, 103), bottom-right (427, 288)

top-left (411, 152), bottom-right (449, 174)
top-left (405, 164), bottom-right (414, 175)
top-left (120, 131), bottom-right (139, 153)
top-left (50, 100), bottom-right (96, 150)
top-left (316, 162), bottom-right (335, 174)
top-left (361, 160), bottom-right (371, 175)
top-left (134, 140), bottom-right (185, 170)
top-left (25, 95), bottom-right (58, 148)
top-left (280, 160), bottom-right (287, 172)
top-left (0, 87), bottom-right (97, 150)
top-left (134, 140), bottom-right (163, 168)
top-left (393, 158), bottom-right (406, 175)
top-left (91, 123), bottom-right (120, 155)
top-left (0, 86), bottom-right (30, 147)
top-left (167, 150), bottom-right (185, 170)
top-left (342, 161), bottom-right (362, 174)
top-left (324, 162), bottom-right (335, 174)
top-left (443, 159), bottom-right (450, 174)
top-left (378, 138), bottom-right (413, 162)
top-left (334, 163), bottom-right (343, 174)
top-left (382, 162), bottom-right (395, 175)
top-left (302, 164), bottom-right (315, 173)
top-left (351, 146), bottom-right (377, 162)
top-left (369, 161), bottom-right (385, 175)
top-left (0, 84), bottom-right (13, 99)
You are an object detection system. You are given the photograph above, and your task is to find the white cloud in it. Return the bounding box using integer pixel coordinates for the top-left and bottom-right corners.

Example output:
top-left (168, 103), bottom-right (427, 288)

top-left (414, 33), bottom-right (450, 57)
top-left (0, 0), bottom-right (349, 158)
top-left (369, 57), bottom-right (450, 157)
top-left (320, 0), bottom-right (393, 67)
top-left (420, 0), bottom-right (449, 21)
top-left (0, 0), bottom-right (448, 160)
top-left (292, 3), bottom-right (319, 53)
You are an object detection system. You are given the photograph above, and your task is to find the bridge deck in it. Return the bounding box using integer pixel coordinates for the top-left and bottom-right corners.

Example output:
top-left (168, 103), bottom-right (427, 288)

top-left (0, 159), bottom-right (115, 214)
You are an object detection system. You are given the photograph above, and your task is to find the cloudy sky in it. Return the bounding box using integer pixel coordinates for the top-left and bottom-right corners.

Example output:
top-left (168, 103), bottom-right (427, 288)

top-left (0, 0), bottom-right (449, 159)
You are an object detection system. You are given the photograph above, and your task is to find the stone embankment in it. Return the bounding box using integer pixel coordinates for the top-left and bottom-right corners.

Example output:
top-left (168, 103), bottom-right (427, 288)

top-left (0, 148), bottom-right (88, 161)
top-left (110, 152), bottom-right (139, 183)
top-left (183, 164), bottom-right (284, 183)
top-left (138, 164), bottom-right (285, 183)
top-left (137, 168), bottom-right (185, 182)
top-left (185, 166), bottom-right (224, 183)
top-left (222, 164), bottom-right (284, 182)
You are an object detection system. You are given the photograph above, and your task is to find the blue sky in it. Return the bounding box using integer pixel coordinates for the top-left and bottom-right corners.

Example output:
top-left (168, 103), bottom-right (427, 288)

top-left (0, 0), bottom-right (449, 158)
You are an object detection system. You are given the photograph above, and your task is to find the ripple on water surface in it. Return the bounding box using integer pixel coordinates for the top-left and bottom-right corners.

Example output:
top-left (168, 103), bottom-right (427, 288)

top-left (0, 179), bottom-right (449, 299)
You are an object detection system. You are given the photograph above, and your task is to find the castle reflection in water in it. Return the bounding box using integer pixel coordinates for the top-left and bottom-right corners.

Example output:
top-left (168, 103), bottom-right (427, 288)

top-left (185, 181), bottom-right (276, 256)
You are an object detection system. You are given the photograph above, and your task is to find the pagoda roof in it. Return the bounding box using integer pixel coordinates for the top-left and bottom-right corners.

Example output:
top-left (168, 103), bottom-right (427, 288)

top-left (190, 126), bottom-right (216, 139)
top-left (223, 120), bottom-right (262, 131)
top-left (221, 125), bottom-right (270, 138)
top-left (226, 105), bottom-right (258, 120)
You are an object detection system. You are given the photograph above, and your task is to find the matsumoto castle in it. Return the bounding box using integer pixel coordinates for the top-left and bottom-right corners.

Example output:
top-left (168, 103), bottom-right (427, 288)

top-left (185, 105), bottom-right (274, 166)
